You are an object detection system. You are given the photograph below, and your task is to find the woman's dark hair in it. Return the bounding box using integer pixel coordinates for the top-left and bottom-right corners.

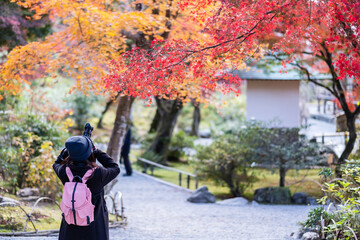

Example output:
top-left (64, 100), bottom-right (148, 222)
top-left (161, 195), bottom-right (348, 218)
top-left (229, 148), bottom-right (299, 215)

top-left (62, 152), bottom-right (98, 168)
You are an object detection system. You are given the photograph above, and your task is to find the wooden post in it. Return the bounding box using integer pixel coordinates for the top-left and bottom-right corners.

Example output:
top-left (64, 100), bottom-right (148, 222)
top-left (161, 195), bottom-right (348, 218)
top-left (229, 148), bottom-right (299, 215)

top-left (322, 134), bottom-right (325, 144)
top-left (195, 179), bottom-right (199, 189)
top-left (143, 163), bottom-right (147, 174)
top-left (179, 173), bottom-right (182, 186)
top-left (150, 165), bottom-right (154, 176)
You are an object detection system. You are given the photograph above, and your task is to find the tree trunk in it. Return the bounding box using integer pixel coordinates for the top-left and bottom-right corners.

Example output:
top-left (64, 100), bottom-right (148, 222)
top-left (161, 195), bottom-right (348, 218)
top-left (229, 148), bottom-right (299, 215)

top-left (0, 166), bottom-right (5, 181)
top-left (97, 93), bottom-right (119, 129)
top-left (225, 164), bottom-right (241, 197)
top-left (17, 169), bottom-right (24, 190)
top-left (106, 95), bottom-right (135, 163)
top-left (190, 101), bottom-right (201, 137)
top-left (147, 97), bottom-right (183, 162)
top-left (148, 108), bottom-right (161, 133)
top-left (104, 95), bottom-right (134, 194)
top-left (279, 167), bottom-right (286, 187)
top-left (227, 182), bottom-right (241, 197)
top-left (336, 115), bottom-right (357, 177)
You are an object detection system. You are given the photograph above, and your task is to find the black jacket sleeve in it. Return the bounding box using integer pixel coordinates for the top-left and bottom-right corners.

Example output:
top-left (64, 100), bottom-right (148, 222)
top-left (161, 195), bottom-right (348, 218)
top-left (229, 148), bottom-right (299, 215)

top-left (53, 155), bottom-right (67, 184)
top-left (93, 149), bottom-right (120, 187)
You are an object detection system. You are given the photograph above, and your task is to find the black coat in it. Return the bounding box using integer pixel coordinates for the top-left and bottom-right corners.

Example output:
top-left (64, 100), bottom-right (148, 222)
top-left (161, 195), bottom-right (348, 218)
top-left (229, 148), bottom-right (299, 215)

top-left (53, 149), bottom-right (120, 240)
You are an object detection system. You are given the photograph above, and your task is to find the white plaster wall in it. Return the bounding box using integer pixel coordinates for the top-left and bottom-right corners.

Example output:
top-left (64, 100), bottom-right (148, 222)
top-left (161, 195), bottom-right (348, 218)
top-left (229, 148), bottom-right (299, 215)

top-left (246, 80), bottom-right (300, 128)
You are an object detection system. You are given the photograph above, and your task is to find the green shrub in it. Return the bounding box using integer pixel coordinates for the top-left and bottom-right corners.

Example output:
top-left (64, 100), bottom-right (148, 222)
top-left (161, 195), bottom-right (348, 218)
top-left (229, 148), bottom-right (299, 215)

top-left (300, 160), bottom-right (360, 239)
top-left (194, 123), bottom-right (261, 197)
top-left (167, 130), bottom-right (195, 161)
top-left (28, 141), bottom-right (63, 199)
top-left (254, 127), bottom-right (324, 187)
top-left (0, 112), bottom-right (68, 196)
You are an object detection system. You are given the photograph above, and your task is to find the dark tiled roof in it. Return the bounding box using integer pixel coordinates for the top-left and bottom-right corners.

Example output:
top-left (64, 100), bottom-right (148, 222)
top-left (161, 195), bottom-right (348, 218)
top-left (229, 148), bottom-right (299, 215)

top-left (230, 61), bottom-right (332, 81)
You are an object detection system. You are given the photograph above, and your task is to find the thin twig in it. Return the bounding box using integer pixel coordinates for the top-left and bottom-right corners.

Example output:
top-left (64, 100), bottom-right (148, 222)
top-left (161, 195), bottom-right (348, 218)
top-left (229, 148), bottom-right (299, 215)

top-left (271, 54), bottom-right (337, 97)
top-left (157, 8), bottom-right (279, 72)
top-left (346, 226), bottom-right (358, 240)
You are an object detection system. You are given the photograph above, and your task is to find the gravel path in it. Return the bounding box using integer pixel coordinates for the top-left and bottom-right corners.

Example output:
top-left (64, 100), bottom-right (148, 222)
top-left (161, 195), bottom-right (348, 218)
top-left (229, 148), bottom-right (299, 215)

top-left (1, 169), bottom-right (314, 240)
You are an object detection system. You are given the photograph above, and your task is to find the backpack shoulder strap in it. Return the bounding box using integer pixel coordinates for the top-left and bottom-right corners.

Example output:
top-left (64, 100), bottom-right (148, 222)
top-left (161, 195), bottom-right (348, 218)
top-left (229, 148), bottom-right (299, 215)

top-left (65, 167), bottom-right (74, 182)
top-left (82, 168), bottom-right (96, 184)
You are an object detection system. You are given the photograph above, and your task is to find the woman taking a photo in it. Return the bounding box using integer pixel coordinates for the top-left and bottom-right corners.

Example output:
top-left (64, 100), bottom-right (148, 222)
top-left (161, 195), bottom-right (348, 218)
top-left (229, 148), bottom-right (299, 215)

top-left (53, 135), bottom-right (120, 240)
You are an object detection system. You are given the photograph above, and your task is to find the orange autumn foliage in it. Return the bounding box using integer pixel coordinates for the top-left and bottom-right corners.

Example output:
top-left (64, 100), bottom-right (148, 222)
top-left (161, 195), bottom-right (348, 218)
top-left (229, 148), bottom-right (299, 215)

top-left (1, 0), bottom-right (249, 104)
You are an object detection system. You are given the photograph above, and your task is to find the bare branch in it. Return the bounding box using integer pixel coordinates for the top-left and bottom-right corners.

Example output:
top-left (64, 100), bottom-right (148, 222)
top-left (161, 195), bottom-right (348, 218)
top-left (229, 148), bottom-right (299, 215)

top-left (271, 54), bottom-right (337, 97)
top-left (158, 27), bottom-right (258, 71)
top-left (77, 15), bottom-right (84, 37)
top-left (320, 42), bottom-right (352, 114)
top-left (300, 51), bottom-right (325, 60)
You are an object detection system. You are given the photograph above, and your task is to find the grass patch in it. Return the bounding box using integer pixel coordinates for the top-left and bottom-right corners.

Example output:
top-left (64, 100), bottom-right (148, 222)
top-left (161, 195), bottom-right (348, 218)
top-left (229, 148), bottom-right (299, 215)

top-left (0, 203), bottom-right (61, 232)
top-left (0, 200), bottom-right (125, 233)
top-left (131, 155), bottom-right (324, 200)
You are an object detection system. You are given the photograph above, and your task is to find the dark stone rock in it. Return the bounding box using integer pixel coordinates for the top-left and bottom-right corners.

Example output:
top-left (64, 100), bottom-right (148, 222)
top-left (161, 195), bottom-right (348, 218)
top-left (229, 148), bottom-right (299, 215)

top-left (17, 188), bottom-right (39, 197)
top-left (306, 197), bottom-right (318, 205)
top-left (187, 186), bottom-right (216, 203)
top-left (199, 129), bottom-right (211, 138)
top-left (254, 187), bottom-right (292, 204)
top-left (292, 192), bottom-right (309, 204)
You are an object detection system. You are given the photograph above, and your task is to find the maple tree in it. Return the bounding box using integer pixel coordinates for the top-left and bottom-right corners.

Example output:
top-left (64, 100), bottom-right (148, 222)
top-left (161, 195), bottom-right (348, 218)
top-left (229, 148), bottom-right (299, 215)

top-left (1, 0), bottom-right (133, 164)
top-left (0, 0), bottom-right (152, 161)
top-left (117, 0), bottom-right (359, 174)
top-left (4, 0), bottom-right (358, 172)
top-left (261, 0), bottom-right (360, 176)
top-left (1, 0), bottom-right (247, 164)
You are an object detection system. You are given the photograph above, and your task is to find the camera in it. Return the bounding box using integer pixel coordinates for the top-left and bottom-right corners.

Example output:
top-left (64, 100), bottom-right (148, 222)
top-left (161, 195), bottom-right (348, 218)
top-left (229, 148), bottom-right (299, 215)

top-left (83, 123), bottom-right (94, 138)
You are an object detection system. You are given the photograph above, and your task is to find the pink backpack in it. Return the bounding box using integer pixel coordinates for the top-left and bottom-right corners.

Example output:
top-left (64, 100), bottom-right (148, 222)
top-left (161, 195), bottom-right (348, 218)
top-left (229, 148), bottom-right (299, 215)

top-left (60, 167), bottom-right (96, 226)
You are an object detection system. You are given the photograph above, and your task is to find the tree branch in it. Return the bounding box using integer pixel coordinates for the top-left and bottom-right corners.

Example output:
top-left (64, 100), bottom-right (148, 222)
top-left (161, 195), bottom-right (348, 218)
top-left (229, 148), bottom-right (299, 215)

top-left (295, 62), bottom-right (336, 96)
top-left (155, 8), bottom-right (280, 72)
top-left (300, 51), bottom-right (325, 60)
top-left (158, 31), bottom-right (257, 71)
top-left (272, 54), bottom-right (337, 97)
top-left (77, 15), bottom-right (84, 37)
top-left (320, 42), bottom-right (351, 114)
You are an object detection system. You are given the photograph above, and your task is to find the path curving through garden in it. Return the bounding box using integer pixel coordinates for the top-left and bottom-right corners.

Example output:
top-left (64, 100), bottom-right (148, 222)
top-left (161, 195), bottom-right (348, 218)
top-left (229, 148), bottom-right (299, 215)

top-left (2, 168), bottom-right (314, 240)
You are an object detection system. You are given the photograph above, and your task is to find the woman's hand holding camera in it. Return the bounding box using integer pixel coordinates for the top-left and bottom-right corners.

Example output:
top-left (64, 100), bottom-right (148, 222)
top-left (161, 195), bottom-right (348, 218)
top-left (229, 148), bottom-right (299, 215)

top-left (54, 148), bottom-right (68, 164)
top-left (59, 148), bottom-right (69, 160)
